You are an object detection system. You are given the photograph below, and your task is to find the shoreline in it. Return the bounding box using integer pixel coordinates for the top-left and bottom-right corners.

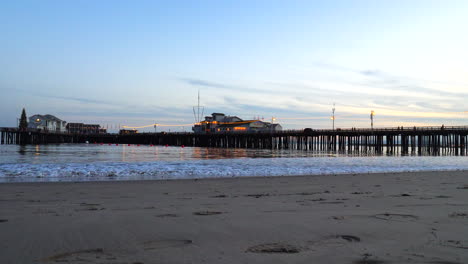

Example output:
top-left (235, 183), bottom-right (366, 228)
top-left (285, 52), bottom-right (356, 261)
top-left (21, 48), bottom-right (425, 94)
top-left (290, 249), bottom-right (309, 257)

top-left (2, 153), bottom-right (468, 183)
top-left (1, 170), bottom-right (467, 263)
top-left (2, 168), bottom-right (468, 185)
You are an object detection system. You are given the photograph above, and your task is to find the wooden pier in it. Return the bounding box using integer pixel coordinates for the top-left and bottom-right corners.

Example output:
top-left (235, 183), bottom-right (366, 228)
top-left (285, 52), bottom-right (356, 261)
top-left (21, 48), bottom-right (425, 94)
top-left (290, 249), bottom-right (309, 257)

top-left (1, 126), bottom-right (467, 155)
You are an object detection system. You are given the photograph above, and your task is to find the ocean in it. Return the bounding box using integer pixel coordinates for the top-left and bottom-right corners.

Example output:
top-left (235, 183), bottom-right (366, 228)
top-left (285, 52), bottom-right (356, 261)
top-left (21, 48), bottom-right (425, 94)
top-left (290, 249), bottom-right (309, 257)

top-left (0, 143), bottom-right (467, 182)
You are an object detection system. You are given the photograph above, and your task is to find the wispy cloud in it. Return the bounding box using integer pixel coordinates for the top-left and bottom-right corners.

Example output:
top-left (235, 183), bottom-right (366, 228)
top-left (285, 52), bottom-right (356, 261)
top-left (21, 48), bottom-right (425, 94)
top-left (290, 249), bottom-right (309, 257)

top-left (178, 77), bottom-right (269, 93)
top-left (358, 69), bottom-right (468, 98)
top-left (15, 88), bottom-right (121, 107)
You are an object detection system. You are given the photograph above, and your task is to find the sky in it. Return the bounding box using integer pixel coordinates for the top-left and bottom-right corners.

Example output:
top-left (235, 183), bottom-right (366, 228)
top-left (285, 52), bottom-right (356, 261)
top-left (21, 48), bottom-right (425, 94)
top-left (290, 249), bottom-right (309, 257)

top-left (1, 0), bottom-right (467, 131)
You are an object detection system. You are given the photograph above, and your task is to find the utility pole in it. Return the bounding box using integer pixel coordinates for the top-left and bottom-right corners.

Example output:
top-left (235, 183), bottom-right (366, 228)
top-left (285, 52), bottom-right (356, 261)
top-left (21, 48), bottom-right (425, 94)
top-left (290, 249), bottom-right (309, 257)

top-left (331, 103), bottom-right (335, 130)
top-left (370, 110), bottom-right (375, 129)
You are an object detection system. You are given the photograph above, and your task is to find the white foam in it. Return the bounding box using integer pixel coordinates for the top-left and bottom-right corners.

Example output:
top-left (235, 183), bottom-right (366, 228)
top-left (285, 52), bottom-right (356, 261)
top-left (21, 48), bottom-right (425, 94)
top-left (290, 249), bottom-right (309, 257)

top-left (1, 156), bottom-right (467, 182)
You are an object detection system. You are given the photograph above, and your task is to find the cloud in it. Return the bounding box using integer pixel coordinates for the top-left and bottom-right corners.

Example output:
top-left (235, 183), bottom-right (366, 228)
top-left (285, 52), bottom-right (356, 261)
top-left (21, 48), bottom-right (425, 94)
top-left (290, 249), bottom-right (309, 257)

top-left (179, 78), bottom-right (231, 89)
top-left (14, 88), bottom-right (121, 107)
top-left (304, 62), bottom-right (468, 114)
top-left (219, 95), bottom-right (330, 117)
top-left (359, 70), bottom-right (468, 99)
top-left (320, 64), bottom-right (468, 98)
top-left (47, 95), bottom-right (112, 105)
top-left (310, 61), bottom-right (468, 97)
top-left (178, 77), bottom-right (269, 93)
top-left (360, 70), bottom-right (383, 77)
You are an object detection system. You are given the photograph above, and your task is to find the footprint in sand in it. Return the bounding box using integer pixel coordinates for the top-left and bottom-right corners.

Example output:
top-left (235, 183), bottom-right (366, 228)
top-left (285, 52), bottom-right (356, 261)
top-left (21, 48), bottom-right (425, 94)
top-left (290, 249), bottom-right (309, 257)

top-left (352, 259), bottom-right (387, 264)
top-left (193, 211), bottom-right (223, 216)
top-left (246, 243), bottom-right (301, 254)
top-left (245, 193), bottom-right (271, 198)
top-left (307, 234), bottom-right (362, 249)
top-left (371, 213), bottom-right (418, 222)
top-left (330, 216), bottom-right (346, 220)
top-left (142, 239), bottom-right (193, 251)
top-left (428, 261), bottom-right (463, 264)
top-left (441, 240), bottom-right (468, 249)
top-left (156, 213), bottom-right (179, 218)
top-left (40, 240), bottom-right (193, 262)
top-left (247, 234), bottom-right (361, 254)
top-left (40, 248), bottom-right (113, 263)
top-left (448, 212), bottom-right (468, 219)
top-left (210, 194), bottom-right (228, 198)
top-left (338, 235), bottom-right (361, 242)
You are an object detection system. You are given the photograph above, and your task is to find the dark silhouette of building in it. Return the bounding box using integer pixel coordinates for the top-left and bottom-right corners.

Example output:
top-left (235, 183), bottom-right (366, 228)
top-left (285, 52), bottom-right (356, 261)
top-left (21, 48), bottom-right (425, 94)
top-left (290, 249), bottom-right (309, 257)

top-left (119, 129), bottom-right (138, 135)
top-left (66, 123), bottom-right (106, 134)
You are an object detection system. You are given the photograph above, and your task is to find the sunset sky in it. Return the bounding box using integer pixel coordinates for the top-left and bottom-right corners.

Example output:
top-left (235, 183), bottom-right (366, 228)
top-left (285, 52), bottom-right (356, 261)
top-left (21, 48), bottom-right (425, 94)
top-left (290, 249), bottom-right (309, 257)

top-left (1, 0), bottom-right (467, 131)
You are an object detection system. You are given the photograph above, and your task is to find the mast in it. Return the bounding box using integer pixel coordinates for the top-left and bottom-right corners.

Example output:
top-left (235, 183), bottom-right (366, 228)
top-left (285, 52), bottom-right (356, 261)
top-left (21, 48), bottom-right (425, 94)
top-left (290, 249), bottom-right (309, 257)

top-left (193, 90), bottom-right (204, 123)
top-left (198, 90), bottom-right (200, 122)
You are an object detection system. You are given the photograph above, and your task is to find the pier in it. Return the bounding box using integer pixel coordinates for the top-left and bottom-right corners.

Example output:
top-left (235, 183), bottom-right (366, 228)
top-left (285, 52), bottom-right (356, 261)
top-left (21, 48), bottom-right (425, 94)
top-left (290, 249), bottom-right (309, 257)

top-left (1, 126), bottom-right (467, 155)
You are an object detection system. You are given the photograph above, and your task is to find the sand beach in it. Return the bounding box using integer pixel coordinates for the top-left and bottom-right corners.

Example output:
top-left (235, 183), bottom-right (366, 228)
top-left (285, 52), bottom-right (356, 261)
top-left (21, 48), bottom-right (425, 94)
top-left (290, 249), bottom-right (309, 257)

top-left (1, 171), bottom-right (467, 264)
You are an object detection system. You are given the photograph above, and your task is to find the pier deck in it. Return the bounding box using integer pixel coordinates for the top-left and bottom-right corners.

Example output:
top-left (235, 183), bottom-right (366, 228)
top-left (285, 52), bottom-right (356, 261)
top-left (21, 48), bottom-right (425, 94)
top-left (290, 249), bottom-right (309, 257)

top-left (1, 126), bottom-right (467, 154)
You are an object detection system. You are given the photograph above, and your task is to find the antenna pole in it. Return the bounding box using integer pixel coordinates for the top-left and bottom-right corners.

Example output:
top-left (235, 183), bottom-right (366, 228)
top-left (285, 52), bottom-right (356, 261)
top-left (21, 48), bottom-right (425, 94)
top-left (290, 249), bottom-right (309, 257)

top-left (197, 90), bottom-right (200, 122)
top-left (193, 90), bottom-right (205, 123)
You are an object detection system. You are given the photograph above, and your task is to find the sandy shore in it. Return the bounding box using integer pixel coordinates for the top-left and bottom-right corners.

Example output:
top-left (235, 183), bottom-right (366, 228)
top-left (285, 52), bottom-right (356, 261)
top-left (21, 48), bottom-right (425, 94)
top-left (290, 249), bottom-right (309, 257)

top-left (1, 171), bottom-right (467, 264)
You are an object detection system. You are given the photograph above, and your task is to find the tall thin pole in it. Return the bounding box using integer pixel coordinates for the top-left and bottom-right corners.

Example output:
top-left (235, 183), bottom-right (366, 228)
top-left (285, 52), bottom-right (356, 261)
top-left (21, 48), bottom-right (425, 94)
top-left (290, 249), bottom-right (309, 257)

top-left (197, 90), bottom-right (200, 122)
top-left (271, 117), bottom-right (276, 133)
top-left (332, 103), bottom-right (335, 130)
top-left (370, 110), bottom-right (375, 129)
top-left (193, 89), bottom-right (204, 123)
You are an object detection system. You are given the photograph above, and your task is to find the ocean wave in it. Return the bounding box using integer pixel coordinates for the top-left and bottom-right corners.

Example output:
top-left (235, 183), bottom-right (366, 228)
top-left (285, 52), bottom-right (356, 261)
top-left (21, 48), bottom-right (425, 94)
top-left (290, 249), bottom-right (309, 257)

top-left (1, 156), bottom-right (467, 182)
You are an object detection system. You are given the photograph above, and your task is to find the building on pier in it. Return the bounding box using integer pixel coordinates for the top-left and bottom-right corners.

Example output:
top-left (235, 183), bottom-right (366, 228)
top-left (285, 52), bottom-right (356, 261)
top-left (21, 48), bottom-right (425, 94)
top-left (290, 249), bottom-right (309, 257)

top-left (66, 123), bottom-right (107, 134)
top-left (119, 129), bottom-right (138, 135)
top-left (28, 114), bottom-right (67, 132)
top-left (192, 113), bottom-right (282, 133)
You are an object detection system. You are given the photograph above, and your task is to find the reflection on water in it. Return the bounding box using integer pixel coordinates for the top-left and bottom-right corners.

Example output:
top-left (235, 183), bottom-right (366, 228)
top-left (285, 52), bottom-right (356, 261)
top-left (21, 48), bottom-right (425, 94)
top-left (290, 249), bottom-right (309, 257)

top-left (0, 143), bottom-right (464, 165)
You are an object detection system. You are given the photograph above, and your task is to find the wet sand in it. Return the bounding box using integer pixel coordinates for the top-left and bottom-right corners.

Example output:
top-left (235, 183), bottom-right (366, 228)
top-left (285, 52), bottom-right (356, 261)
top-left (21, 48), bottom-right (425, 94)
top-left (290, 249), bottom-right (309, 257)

top-left (1, 171), bottom-right (467, 263)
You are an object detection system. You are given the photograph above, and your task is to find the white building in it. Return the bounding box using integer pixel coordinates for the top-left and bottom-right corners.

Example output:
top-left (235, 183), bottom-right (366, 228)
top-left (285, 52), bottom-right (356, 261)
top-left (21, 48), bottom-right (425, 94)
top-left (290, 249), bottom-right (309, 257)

top-left (28, 114), bottom-right (67, 132)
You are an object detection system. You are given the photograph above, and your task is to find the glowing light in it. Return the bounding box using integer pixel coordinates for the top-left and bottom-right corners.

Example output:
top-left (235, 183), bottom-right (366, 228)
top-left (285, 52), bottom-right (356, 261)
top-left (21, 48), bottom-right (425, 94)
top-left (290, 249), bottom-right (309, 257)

top-left (234, 127), bottom-right (247, 131)
top-left (122, 123), bottom-right (195, 129)
top-left (122, 120), bottom-right (261, 129)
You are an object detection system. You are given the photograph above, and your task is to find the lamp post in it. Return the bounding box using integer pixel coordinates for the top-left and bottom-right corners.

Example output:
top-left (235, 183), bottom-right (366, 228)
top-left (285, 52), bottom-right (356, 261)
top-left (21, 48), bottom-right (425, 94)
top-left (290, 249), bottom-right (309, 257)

top-left (154, 123), bottom-right (158, 133)
top-left (370, 110), bottom-right (375, 130)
